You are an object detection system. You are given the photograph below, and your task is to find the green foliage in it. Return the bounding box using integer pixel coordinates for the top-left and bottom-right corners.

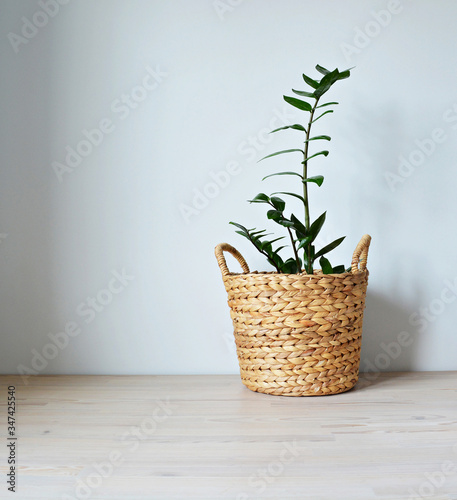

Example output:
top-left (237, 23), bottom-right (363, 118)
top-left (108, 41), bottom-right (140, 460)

top-left (231, 65), bottom-right (352, 274)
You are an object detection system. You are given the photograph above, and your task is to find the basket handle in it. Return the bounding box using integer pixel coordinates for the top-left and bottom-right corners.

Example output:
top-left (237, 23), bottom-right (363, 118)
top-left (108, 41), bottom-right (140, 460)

top-left (351, 234), bottom-right (371, 273)
top-left (215, 243), bottom-right (250, 276)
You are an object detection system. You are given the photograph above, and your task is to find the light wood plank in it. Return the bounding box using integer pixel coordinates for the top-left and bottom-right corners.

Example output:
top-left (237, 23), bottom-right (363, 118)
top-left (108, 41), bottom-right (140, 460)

top-left (0, 372), bottom-right (456, 499)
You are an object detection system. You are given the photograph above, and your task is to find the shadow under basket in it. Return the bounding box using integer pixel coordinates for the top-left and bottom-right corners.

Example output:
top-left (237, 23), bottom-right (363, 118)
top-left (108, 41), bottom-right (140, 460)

top-left (215, 235), bottom-right (371, 396)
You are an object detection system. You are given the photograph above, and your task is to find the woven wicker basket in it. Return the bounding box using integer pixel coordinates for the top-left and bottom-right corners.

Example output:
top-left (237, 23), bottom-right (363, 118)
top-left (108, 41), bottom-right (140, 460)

top-left (215, 234), bottom-right (371, 396)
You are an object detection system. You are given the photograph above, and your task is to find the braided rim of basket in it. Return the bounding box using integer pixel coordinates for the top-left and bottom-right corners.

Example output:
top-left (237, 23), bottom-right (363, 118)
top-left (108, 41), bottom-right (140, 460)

top-left (215, 234), bottom-right (371, 277)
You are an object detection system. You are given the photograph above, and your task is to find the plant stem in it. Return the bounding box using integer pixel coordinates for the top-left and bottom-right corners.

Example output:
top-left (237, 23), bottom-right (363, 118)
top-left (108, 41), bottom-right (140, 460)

top-left (303, 99), bottom-right (319, 226)
top-left (287, 227), bottom-right (301, 271)
top-left (303, 97), bottom-right (320, 274)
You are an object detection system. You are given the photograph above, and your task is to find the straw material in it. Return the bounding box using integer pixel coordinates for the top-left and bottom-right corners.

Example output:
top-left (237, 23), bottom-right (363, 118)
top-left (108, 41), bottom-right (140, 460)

top-left (215, 235), bottom-right (371, 396)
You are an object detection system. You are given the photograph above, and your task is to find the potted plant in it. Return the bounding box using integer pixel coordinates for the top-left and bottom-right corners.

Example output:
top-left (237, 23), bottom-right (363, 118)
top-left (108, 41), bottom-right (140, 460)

top-left (215, 65), bottom-right (371, 396)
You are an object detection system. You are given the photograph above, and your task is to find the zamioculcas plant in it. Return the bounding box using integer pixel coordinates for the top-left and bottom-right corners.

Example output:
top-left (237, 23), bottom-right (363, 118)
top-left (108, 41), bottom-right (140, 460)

top-left (215, 65), bottom-right (371, 396)
top-left (231, 64), bottom-right (352, 275)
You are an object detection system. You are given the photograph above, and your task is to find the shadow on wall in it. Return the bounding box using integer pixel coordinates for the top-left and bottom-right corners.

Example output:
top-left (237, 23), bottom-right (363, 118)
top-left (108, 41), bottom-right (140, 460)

top-left (361, 290), bottom-right (423, 378)
top-left (0, 5), bottom-right (61, 375)
top-left (347, 93), bottom-right (425, 376)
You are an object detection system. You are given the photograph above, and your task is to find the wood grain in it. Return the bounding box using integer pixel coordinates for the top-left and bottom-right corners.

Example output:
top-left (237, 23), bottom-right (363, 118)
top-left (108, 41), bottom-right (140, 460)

top-left (0, 372), bottom-right (456, 499)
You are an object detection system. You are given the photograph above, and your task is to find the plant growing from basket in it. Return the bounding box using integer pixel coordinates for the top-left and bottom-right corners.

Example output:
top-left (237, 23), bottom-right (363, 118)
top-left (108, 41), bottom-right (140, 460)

top-left (215, 65), bottom-right (371, 397)
top-left (231, 64), bottom-right (352, 275)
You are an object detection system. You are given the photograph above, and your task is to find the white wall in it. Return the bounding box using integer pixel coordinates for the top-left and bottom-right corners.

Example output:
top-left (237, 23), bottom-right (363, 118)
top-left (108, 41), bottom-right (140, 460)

top-left (1, 0), bottom-right (457, 375)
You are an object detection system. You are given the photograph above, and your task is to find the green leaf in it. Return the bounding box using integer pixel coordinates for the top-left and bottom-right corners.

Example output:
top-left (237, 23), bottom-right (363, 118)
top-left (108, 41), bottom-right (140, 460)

top-left (297, 235), bottom-right (313, 250)
top-left (269, 237), bottom-right (286, 245)
top-left (262, 241), bottom-right (272, 253)
top-left (314, 69), bottom-right (339, 98)
top-left (277, 219), bottom-right (295, 228)
top-left (319, 256), bottom-right (333, 274)
top-left (267, 210), bottom-right (282, 222)
top-left (302, 151), bottom-right (329, 163)
top-left (290, 214), bottom-right (307, 237)
top-left (234, 230), bottom-right (250, 239)
top-left (269, 253), bottom-right (284, 269)
top-left (230, 223), bottom-right (287, 273)
top-left (254, 231), bottom-right (273, 239)
top-left (259, 149), bottom-right (304, 162)
top-left (270, 124), bottom-right (306, 133)
top-left (311, 110), bottom-right (334, 123)
top-left (302, 73), bottom-right (319, 89)
top-left (292, 89), bottom-right (315, 98)
top-left (303, 175), bottom-right (324, 187)
top-left (281, 258), bottom-right (300, 274)
top-left (248, 193), bottom-right (270, 203)
top-left (262, 171), bottom-right (304, 181)
top-left (230, 221), bottom-right (249, 233)
top-left (314, 236), bottom-right (346, 259)
top-left (270, 196), bottom-right (285, 212)
top-left (315, 64), bottom-right (330, 75)
top-left (332, 265), bottom-right (346, 274)
top-left (283, 96), bottom-right (312, 112)
top-left (250, 229), bottom-right (267, 237)
top-left (316, 102), bottom-right (338, 109)
top-left (272, 192), bottom-right (306, 204)
top-left (336, 69), bottom-right (351, 80)
top-left (314, 68), bottom-right (352, 98)
top-left (304, 135), bottom-right (331, 143)
top-left (308, 212), bottom-right (326, 241)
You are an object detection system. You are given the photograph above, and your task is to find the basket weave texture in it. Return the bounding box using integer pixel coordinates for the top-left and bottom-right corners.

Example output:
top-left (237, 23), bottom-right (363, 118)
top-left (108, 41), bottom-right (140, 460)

top-left (215, 235), bottom-right (371, 396)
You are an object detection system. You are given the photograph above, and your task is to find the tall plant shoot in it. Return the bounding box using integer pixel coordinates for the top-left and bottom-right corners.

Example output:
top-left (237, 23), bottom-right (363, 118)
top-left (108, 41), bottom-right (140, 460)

top-left (231, 65), bottom-right (352, 275)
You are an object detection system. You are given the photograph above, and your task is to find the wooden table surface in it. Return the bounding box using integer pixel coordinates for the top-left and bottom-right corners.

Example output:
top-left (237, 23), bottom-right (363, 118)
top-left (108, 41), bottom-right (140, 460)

top-left (0, 372), bottom-right (456, 499)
